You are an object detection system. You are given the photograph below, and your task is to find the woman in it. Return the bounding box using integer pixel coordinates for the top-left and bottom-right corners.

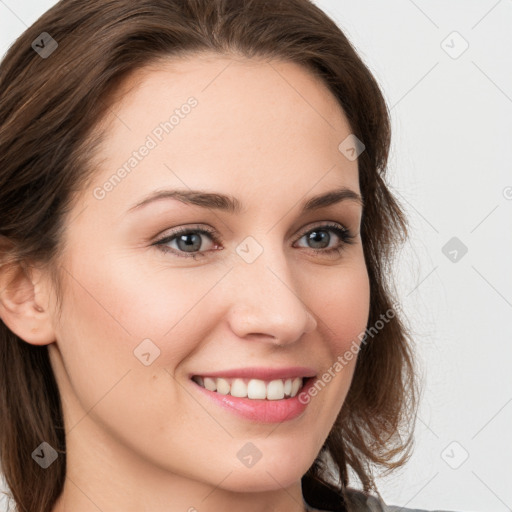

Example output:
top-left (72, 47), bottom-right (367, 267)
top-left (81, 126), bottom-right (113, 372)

top-left (0, 1), bottom-right (436, 511)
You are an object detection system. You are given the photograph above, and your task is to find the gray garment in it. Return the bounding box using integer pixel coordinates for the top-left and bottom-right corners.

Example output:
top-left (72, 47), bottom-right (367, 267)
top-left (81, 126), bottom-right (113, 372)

top-left (301, 474), bottom-right (457, 512)
top-left (343, 488), bottom-right (457, 512)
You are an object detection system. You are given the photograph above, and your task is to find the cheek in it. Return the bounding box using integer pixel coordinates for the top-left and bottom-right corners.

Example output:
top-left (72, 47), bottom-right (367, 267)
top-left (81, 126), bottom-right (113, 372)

top-left (300, 259), bottom-right (370, 413)
top-left (51, 261), bottom-right (198, 449)
top-left (306, 258), bottom-right (370, 356)
top-left (54, 252), bottom-right (229, 379)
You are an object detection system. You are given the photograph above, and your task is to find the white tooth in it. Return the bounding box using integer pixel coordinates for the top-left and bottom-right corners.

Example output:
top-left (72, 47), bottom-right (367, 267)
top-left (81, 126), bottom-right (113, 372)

top-left (284, 378), bottom-right (292, 396)
top-left (247, 379), bottom-right (267, 399)
top-left (203, 377), bottom-right (217, 391)
top-left (230, 378), bottom-right (248, 398)
top-left (267, 379), bottom-right (285, 400)
top-left (290, 377), bottom-right (302, 397)
top-left (216, 378), bottom-right (230, 395)
top-left (195, 376), bottom-right (204, 388)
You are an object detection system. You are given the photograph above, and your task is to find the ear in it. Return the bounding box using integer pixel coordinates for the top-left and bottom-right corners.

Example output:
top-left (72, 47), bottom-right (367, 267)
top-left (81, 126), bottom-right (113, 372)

top-left (0, 260), bottom-right (56, 345)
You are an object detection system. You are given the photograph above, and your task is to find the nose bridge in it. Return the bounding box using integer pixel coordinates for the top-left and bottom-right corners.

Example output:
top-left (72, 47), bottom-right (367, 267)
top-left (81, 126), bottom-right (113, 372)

top-left (226, 235), bottom-right (317, 343)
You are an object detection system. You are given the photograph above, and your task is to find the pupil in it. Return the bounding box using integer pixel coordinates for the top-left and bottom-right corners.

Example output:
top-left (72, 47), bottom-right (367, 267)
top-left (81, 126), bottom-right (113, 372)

top-left (178, 233), bottom-right (201, 252)
top-left (308, 230), bottom-right (329, 249)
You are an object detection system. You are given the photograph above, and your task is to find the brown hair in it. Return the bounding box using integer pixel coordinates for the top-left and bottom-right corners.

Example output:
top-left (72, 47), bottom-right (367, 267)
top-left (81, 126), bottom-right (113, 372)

top-left (0, 1), bottom-right (419, 511)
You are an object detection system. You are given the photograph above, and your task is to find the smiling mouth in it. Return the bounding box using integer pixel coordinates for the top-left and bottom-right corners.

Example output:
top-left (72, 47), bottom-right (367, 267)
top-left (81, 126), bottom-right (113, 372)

top-left (191, 375), bottom-right (312, 400)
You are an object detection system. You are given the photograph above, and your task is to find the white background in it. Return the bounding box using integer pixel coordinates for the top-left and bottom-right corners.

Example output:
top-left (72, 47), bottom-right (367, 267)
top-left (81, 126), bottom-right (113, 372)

top-left (1, 1), bottom-right (511, 511)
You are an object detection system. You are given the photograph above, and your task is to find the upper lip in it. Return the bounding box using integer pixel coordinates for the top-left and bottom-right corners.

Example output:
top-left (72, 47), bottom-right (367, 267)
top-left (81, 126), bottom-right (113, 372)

top-left (190, 366), bottom-right (317, 381)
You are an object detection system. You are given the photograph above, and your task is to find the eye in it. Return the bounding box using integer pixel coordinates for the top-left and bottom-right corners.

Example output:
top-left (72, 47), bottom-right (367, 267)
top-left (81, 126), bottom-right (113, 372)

top-left (153, 225), bottom-right (221, 260)
top-left (293, 223), bottom-right (356, 257)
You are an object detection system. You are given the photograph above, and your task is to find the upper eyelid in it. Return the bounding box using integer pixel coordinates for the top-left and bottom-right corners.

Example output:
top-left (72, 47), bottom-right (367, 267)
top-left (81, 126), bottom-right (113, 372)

top-left (296, 221), bottom-right (348, 236)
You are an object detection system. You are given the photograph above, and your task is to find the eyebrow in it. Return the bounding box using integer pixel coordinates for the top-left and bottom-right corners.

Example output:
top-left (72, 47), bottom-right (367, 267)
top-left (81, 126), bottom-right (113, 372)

top-left (127, 186), bottom-right (364, 215)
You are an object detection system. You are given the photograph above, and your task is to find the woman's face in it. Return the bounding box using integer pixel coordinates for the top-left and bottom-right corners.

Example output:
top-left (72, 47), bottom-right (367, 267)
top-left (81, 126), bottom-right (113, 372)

top-left (46, 54), bottom-right (370, 505)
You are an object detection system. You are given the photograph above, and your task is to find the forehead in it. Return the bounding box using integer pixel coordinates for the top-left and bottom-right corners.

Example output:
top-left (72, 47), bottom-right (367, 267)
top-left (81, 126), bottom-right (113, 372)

top-left (87, 53), bottom-right (360, 213)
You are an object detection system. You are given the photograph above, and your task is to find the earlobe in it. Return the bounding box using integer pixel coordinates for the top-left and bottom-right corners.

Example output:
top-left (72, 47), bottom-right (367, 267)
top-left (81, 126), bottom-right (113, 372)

top-left (0, 261), bottom-right (56, 346)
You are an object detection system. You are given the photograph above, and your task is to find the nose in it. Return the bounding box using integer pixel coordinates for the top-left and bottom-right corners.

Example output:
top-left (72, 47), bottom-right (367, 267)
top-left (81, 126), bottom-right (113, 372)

top-left (225, 247), bottom-right (318, 346)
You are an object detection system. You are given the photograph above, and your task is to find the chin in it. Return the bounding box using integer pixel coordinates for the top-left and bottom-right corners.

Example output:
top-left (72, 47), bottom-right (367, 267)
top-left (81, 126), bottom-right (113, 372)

top-left (223, 449), bottom-right (315, 492)
top-left (216, 467), bottom-right (306, 493)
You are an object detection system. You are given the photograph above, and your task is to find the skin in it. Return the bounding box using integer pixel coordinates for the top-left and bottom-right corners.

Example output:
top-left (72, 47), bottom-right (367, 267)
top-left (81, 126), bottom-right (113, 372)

top-left (0, 54), bottom-right (370, 512)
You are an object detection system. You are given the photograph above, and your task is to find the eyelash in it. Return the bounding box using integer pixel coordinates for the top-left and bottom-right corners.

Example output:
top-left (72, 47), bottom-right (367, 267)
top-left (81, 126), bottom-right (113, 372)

top-left (152, 223), bottom-right (356, 260)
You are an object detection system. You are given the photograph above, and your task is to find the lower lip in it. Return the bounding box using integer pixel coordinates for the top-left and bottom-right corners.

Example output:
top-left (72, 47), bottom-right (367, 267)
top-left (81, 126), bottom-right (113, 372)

top-left (191, 377), bottom-right (317, 423)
